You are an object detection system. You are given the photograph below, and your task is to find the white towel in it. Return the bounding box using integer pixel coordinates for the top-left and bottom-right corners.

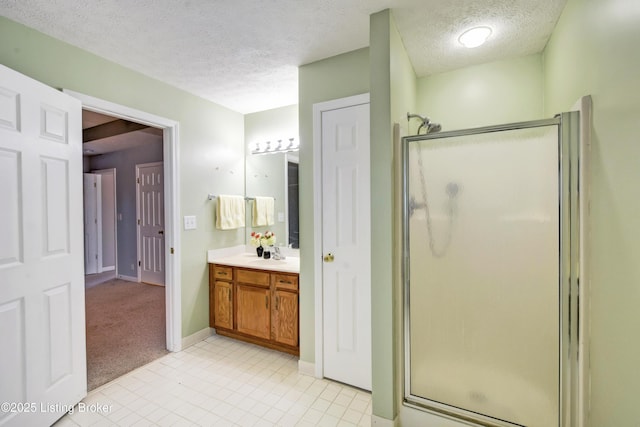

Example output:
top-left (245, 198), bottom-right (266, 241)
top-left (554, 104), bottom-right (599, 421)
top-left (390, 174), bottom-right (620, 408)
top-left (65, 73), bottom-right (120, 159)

top-left (216, 195), bottom-right (245, 230)
top-left (252, 196), bottom-right (274, 227)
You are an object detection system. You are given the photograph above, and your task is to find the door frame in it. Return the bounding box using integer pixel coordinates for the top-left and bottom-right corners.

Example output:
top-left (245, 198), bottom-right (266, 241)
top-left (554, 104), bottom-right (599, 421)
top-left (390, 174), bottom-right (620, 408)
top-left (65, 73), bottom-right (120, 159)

top-left (312, 93), bottom-right (370, 378)
top-left (136, 161), bottom-right (164, 285)
top-left (63, 90), bottom-right (182, 352)
top-left (92, 168), bottom-right (117, 273)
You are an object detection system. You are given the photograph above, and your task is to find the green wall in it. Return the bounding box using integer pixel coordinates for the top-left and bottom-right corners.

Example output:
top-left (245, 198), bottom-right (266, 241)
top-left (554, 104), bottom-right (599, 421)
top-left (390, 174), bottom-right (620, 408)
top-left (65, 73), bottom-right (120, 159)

top-left (369, 8), bottom-right (420, 421)
top-left (0, 16), bottom-right (246, 338)
top-left (297, 48), bottom-right (370, 363)
top-left (369, 10), bottom-right (396, 421)
top-left (417, 54), bottom-right (545, 130)
top-left (544, 0), bottom-right (640, 424)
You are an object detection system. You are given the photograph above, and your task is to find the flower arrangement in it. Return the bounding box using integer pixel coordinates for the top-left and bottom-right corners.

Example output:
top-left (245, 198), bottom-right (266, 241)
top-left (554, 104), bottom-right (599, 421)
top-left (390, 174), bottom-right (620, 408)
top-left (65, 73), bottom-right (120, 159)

top-left (250, 231), bottom-right (276, 247)
top-left (262, 230), bottom-right (276, 247)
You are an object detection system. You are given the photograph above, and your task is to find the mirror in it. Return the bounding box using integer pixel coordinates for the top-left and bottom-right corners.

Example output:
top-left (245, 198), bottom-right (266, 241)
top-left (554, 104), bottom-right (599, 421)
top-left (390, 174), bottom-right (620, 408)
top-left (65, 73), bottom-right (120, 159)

top-left (245, 151), bottom-right (299, 249)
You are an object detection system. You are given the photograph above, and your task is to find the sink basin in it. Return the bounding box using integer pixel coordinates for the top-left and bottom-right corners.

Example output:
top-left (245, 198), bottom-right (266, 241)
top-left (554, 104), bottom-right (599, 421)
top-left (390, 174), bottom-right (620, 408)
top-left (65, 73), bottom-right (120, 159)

top-left (247, 258), bottom-right (285, 264)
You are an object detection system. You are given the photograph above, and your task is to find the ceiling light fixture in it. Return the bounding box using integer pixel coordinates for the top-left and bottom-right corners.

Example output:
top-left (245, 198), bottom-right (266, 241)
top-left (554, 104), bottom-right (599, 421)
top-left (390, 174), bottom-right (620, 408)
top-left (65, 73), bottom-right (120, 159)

top-left (458, 26), bottom-right (492, 48)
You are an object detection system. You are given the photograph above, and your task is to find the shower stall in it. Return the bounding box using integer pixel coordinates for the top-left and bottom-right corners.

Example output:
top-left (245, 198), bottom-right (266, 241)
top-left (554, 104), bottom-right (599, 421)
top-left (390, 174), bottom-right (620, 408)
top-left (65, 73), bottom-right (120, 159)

top-left (402, 113), bottom-right (583, 427)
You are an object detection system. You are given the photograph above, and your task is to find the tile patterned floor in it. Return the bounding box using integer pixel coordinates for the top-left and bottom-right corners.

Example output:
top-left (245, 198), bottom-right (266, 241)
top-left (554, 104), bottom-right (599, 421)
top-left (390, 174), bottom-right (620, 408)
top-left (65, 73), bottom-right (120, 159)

top-left (55, 334), bottom-right (372, 426)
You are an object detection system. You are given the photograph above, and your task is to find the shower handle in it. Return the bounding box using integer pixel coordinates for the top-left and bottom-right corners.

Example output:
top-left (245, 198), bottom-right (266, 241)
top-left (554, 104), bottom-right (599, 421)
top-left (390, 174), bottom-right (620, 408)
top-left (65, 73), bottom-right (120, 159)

top-left (323, 253), bottom-right (334, 263)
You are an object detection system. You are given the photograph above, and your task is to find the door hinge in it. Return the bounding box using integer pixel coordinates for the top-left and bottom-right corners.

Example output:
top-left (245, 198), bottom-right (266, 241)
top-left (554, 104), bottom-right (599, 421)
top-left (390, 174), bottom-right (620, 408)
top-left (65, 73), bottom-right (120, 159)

top-left (137, 219), bottom-right (140, 225)
top-left (94, 182), bottom-right (97, 188)
top-left (170, 247), bottom-right (174, 254)
top-left (137, 177), bottom-right (140, 184)
top-left (138, 260), bottom-right (141, 267)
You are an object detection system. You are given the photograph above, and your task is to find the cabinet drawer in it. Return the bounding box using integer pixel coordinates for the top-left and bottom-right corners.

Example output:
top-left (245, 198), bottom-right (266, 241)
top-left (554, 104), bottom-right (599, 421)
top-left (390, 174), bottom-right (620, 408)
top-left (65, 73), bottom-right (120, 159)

top-left (213, 265), bottom-right (233, 280)
top-left (237, 268), bottom-right (270, 287)
top-left (272, 273), bottom-right (298, 291)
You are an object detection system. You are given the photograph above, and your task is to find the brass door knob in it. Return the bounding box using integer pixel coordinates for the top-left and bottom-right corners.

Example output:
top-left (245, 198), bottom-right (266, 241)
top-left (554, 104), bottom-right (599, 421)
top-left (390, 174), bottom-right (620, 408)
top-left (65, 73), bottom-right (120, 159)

top-left (323, 253), bottom-right (334, 262)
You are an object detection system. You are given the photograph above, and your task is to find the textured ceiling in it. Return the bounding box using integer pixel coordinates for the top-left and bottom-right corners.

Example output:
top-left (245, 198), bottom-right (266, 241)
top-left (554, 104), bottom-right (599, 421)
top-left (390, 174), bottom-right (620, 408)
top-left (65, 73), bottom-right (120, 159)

top-left (1, 0), bottom-right (567, 114)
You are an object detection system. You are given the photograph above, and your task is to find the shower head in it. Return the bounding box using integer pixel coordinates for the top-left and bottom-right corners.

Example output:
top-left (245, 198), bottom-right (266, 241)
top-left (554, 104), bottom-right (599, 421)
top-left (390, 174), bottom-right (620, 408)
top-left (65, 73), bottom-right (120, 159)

top-left (426, 122), bottom-right (442, 134)
top-left (407, 112), bottom-right (442, 135)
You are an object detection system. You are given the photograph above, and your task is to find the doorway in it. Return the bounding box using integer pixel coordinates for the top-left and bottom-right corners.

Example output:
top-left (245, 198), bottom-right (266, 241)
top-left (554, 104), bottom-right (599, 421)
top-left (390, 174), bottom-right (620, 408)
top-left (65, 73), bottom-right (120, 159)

top-left (65, 90), bottom-right (182, 354)
top-left (81, 109), bottom-right (168, 390)
top-left (83, 168), bottom-right (117, 283)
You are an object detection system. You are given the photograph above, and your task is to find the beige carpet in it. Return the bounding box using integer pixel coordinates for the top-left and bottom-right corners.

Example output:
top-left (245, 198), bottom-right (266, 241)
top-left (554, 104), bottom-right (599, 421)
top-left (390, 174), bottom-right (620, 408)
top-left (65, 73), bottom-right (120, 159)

top-left (85, 279), bottom-right (168, 391)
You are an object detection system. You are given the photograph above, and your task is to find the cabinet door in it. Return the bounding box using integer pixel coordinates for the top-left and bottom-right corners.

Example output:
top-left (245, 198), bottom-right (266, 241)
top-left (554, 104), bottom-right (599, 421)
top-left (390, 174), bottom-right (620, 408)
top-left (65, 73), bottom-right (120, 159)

top-left (236, 284), bottom-right (271, 339)
top-left (214, 280), bottom-right (233, 330)
top-left (273, 290), bottom-right (299, 347)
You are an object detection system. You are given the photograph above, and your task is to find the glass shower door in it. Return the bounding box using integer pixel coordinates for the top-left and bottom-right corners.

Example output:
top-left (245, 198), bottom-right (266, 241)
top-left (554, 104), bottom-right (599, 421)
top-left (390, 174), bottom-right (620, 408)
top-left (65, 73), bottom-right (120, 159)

top-left (402, 117), bottom-right (577, 427)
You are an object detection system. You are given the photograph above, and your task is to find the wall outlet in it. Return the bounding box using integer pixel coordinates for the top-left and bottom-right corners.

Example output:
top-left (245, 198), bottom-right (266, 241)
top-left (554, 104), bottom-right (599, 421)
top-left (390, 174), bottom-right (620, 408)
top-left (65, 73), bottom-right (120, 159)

top-left (277, 212), bottom-right (285, 222)
top-left (183, 215), bottom-right (197, 230)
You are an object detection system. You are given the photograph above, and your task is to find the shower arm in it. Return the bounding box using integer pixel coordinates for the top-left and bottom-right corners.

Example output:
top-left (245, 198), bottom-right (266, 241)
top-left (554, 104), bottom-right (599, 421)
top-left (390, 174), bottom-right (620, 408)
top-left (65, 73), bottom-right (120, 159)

top-left (407, 112), bottom-right (440, 135)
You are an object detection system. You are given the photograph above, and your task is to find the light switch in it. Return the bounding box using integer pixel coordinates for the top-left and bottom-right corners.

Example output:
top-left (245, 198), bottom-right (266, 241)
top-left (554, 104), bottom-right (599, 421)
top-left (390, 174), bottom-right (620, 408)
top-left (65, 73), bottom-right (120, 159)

top-left (183, 215), bottom-right (197, 230)
top-left (277, 212), bottom-right (285, 222)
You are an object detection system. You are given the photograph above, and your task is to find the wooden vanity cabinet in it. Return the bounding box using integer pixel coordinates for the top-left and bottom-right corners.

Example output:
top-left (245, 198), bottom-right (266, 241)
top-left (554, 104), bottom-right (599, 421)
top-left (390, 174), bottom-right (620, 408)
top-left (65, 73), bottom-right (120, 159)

top-left (210, 265), bottom-right (234, 330)
top-left (272, 273), bottom-right (299, 347)
top-left (235, 269), bottom-right (271, 340)
top-left (209, 263), bottom-right (299, 355)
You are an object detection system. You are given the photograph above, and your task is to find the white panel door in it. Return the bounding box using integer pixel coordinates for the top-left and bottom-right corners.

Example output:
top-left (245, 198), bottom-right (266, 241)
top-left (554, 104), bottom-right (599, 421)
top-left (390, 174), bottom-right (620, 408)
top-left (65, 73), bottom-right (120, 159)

top-left (321, 102), bottom-right (372, 390)
top-left (137, 162), bottom-right (165, 286)
top-left (83, 173), bottom-right (102, 275)
top-left (0, 65), bottom-right (86, 426)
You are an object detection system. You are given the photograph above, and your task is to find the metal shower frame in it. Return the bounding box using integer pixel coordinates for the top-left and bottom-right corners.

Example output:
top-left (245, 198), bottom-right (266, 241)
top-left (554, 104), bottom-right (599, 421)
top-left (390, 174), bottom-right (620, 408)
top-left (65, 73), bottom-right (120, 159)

top-left (401, 112), bottom-right (582, 427)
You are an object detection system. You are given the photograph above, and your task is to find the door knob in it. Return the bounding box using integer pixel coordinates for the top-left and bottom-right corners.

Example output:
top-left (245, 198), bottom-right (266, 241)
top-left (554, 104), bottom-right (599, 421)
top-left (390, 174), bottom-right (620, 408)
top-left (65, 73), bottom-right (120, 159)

top-left (323, 253), bottom-right (334, 263)
top-left (158, 230), bottom-right (164, 235)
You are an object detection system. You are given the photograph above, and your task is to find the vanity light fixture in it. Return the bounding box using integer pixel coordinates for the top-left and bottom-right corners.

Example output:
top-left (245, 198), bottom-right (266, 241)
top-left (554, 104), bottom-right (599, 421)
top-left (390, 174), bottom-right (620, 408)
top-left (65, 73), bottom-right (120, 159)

top-left (251, 137), bottom-right (299, 155)
top-left (458, 26), bottom-right (492, 48)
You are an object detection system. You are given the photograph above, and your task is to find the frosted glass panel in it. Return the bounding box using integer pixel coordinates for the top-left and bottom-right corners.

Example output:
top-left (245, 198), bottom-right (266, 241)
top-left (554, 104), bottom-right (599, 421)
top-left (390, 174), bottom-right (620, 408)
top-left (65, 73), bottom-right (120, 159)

top-left (407, 125), bottom-right (559, 426)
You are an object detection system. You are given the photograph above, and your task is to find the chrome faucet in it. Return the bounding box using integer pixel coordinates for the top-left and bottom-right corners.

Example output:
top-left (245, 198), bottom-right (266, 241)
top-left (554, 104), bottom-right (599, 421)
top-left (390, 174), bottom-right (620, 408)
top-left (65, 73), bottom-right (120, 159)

top-left (272, 246), bottom-right (285, 260)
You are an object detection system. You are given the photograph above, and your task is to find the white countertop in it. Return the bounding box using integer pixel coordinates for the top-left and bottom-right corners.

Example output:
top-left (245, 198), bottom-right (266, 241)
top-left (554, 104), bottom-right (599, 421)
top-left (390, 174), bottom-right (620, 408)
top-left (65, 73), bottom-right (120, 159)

top-left (208, 252), bottom-right (300, 274)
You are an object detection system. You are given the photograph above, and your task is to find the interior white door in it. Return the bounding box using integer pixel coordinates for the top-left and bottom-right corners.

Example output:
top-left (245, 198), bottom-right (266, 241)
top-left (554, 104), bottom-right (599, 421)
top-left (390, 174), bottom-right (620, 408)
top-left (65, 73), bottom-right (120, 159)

top-left (137, 162), bottom-right (165, 286)
top-left (83, 173), bottom-right (102, 275)
top-left (321, 102), bottom-right (372, 390)
top-left (0, 65), bottom-right (86, 426)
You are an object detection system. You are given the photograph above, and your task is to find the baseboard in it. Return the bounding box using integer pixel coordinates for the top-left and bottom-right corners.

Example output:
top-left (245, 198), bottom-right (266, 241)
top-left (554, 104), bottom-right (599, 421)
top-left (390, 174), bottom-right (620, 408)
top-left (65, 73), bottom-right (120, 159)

top-left (100, 266), bottom-right (115, 272)
top-left (298, 360), bottom-right (316, 377)
top-left (181, 327), bottom-right (214, 349)
top-left (372, 414), bottom-right (399, 426)
top-left (117, 274), bottom-right (138, 282)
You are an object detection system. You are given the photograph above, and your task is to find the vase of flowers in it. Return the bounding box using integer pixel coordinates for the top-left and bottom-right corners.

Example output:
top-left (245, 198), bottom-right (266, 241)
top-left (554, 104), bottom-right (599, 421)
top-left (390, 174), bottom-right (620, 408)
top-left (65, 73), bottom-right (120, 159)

top-left (250, 232), bottom-right (264, 256)
top-left (261, 231), bottom-right (276, 259)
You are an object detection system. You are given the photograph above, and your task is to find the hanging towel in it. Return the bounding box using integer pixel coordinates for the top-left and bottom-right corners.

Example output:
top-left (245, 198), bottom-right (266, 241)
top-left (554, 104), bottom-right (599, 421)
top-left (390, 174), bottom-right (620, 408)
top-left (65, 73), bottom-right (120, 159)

top-left (216, 195), bottom-right (245, 230)
top-left (252, 196), bottom-right (275, 227)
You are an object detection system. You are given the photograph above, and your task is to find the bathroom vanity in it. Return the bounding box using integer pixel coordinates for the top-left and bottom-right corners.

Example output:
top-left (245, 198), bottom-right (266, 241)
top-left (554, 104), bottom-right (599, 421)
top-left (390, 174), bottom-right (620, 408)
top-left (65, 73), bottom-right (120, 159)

top-left (208, 253), bottom-right (300, 355)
